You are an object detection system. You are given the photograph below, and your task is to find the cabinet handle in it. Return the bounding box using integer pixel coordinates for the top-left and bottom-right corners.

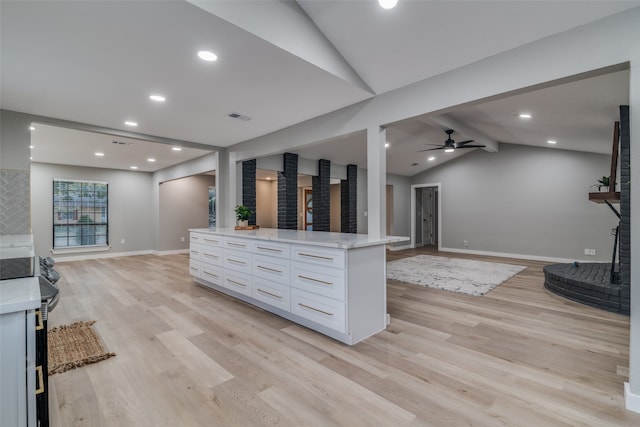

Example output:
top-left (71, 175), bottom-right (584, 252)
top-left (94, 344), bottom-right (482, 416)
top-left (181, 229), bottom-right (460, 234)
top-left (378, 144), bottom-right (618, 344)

top-left (204, 239), bottom-right (219, 244)
top-left (258, 265), bottom-right (283, 274)
top-left (226, 258), bottom-right (246, 265)
top-left (257, 288), bottom-right (282, 300)
top-left (204, 271), bottom-right (219, 278)
top-left (257, 246), bottom-right (283, 253)
top-left (190, 267), bottom-right (198, 272)
top-left (203, 253), bottom-right (219, 259)
top-left (298, 275), bottom-right (333, 286)
top-left (298, 252), bottom-right (333, 261)
top-left (35, 366), bottom-right (44, 394)
top-left (227, 242), bottom-right (246, 248)
top-left (298, 303), bottom-right (333, 317)
top-left (35, 310), bottom-right (44, 331)
top-left (227, 279), bottom-right (246, 288)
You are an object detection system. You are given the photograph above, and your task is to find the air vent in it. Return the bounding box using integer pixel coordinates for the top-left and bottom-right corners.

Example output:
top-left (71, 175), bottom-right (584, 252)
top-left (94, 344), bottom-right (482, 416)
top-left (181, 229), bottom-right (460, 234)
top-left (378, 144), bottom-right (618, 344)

top-left (112, 141), bottom-right (133, 146)
top-left (227, 112), bottom-right (252, 122)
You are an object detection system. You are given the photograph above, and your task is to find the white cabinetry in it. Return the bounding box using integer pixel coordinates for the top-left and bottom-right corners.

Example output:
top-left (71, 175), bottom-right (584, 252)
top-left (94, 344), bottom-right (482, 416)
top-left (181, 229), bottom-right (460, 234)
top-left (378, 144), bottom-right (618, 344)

top-left (189, 229), bottom-right (391, 345)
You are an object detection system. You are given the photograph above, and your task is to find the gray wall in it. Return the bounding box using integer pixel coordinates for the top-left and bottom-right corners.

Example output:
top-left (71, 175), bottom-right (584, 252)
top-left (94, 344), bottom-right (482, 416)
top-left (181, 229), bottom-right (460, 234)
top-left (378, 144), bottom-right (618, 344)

top-left (158, 174), bottom-right (214, 251)
top-left (31, 162), bottom-right (154, 259)
top-left (411, 143), bottom-right (618, 261)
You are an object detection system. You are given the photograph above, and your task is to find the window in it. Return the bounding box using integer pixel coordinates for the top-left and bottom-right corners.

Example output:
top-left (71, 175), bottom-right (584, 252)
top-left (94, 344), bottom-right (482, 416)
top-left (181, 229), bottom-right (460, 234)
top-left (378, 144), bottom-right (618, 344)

top-left (53, 179), bottom-right (108, 248)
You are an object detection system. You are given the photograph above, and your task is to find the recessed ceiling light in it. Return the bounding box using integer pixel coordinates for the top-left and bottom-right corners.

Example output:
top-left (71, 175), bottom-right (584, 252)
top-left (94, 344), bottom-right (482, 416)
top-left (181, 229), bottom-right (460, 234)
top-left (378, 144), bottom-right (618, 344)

top-left (445, 148), bottom-right (455, 153)
top-left (428, 156), bottom-right (435, 161)
top-left (385, 142), bottom-right (390, 148)
top-left (198, 50), bottom-right (218, 62)
top-left (379, 0), bottom-right (398, 9)
top-left (519, 113), bottom-right (532, 119)
top-left (124, 121), bottom-right (138, 127)
top-left (149, 94), bottom-right (166, 102)
top-left (147, 158), bottom-right (156, 162)
top-left (29, 145), bottom-right (34, 149)
top-left (29, 157), bottom-right (33, 161)
top-left (172, 147), bottom-right (182, 151)
top-left (547, 140), bottom-right (557, 144)
top-left (130, 166), bottom-right (138, 170)
top-left (94, 152), bottom-right (105, 157)
top-left (29, 126), bottom-right (36, 131)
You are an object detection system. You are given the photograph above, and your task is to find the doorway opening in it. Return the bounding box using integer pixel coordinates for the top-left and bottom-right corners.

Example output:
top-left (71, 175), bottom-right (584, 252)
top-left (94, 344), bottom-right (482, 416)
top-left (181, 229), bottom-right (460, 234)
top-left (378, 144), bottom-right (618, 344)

top-left (410, 183), bottom-right (441, 249)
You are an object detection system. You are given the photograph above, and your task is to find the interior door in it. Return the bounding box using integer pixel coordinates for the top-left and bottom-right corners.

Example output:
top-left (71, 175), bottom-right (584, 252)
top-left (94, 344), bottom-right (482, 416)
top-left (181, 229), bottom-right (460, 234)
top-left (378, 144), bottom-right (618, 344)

top-left (423, 187), bottom-right (435, 245)
top-left (415, 188), bottom-right (423, 246)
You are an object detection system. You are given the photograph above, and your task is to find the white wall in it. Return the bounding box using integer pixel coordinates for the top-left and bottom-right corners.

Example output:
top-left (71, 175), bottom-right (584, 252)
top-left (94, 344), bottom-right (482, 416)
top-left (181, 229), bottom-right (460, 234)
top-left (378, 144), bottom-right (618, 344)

top-left (158, 174), bottom-right (214, 251)
top-left (31, 162), bottom-right (154, 259)
top-left (411, 144), bottom-right (618, 261)
top-left (256, 179), bottom-right (277, 228)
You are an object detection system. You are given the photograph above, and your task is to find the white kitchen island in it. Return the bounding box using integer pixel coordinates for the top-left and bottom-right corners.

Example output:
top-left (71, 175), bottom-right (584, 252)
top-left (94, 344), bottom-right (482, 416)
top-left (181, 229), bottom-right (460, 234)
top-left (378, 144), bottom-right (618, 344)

top-left (189, 228), bottom-right (407, 345)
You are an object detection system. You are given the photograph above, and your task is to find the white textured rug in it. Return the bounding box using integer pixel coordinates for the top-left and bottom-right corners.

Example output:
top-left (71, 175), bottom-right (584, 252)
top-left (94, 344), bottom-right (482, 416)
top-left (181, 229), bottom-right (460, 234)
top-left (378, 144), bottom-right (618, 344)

top-left (387, 255), bottom-right (526, 296)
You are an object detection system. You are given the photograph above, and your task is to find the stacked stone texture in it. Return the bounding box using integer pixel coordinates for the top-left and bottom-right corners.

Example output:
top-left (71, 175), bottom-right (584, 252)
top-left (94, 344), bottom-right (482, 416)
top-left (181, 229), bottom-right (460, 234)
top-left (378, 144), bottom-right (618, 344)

top-left (619, 105), bottom-right (630, 314)
top-left (277, 152), bottom-right (298, 229)
top-left (341, 164), bottom-right (357, 233)
top-left (242, 159), bottom-right (257, 226)
top-left (312, 159), bottom-right (331, 231)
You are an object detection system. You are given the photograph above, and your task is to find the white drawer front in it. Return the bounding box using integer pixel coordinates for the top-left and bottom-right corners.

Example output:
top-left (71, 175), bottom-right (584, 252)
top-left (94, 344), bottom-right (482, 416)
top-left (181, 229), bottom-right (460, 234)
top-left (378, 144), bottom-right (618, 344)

top-left (224, 237), bottom-right (254, 252)
top-left (190, 232), bottom-right (204, 244)
top-left (201, 234), bottom-right (223, 247)
top-left (189, 259), bottom-right (201, 277)
top-left (224, 249), bottom-right (253, 274)
top-left (254, 241), bottom-right (290, 259)
top-left (291, 289), bottom-right (346, 333)
top-left (291, 245), bottom-right (345, 269)
top-left (292, 262), bottom-right (345, 301)
top-left (254, 255), bottom-right (291, 285)
top-left (189, 243), bottom-right (202, 261)
top-left (253, 277), bottom-right (291, 311)
top-left (223, 271), bottom-right (252, 296)
top-left (200, 264), bottom-right (223, 286)
top-left (201, 246), bottom-right (223, 267)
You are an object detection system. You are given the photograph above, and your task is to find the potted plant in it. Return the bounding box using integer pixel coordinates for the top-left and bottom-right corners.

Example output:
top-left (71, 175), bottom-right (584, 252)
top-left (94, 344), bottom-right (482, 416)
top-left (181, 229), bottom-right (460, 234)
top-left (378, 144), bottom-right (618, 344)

top-left (234, 204), bottom-right (253, 227)
top-left (592, 176), bottom-right (610, 192)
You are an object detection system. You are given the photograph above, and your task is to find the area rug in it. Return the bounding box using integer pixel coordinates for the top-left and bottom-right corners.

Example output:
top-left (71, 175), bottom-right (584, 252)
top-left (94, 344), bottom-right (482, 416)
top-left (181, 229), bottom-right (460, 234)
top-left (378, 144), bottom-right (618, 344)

top-left (387, 255), bottom-right (526, 296)
top-left (48, 320), bottom-right (115, 375)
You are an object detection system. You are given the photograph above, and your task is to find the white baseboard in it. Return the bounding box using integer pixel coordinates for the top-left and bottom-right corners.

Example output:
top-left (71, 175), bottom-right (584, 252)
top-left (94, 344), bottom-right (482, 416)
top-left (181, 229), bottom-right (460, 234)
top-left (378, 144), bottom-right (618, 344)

top-left (153, 249), bottom-right (189, 256)
top-left (438, 247), bottom-right (597, 264)
top-left (625, 382), bottom-right (640, 413)
top-left (54, 250), bottom-right (153, 262)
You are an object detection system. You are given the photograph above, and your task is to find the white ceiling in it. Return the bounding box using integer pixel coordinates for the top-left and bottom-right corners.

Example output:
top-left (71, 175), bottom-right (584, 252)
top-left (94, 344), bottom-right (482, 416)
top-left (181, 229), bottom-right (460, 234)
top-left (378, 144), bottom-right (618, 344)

top-left (1, 1), bottom-right (637, 175)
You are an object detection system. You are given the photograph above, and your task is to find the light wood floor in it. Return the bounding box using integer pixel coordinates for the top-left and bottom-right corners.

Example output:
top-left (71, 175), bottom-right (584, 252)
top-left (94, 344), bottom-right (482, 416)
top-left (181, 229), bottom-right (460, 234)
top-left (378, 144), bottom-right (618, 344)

top-left (47, 247), bottom-right (640, 426)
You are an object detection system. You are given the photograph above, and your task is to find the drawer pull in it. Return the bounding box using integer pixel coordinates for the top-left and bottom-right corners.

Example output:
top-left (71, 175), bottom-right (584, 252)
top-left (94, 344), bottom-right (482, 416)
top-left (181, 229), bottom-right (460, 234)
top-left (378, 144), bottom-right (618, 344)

top-left (203, 238), bottom-right (219, 244)
top-left (227, 258), bottom-right (246, 265)
top-left (298, 303), bottom-right (333, 317)
top-left (257, 288), bottom-right (283, 300)
top-left (203, 253), bottom-right (219, 259)
top-left (227, 242), bottom-right (246, 248)
top-left (35, 366), bottom-right (44, 395)
top-left (298, 252), bottom-right (333, 261)
top-left (203, 271), bottom-right (219, 278)
top-left (227, 279), bottom-right (247, 288)
top-left (190, 266), bottom-right (198, 272)
top-left (257, 246), bottom-right (283, 253)
top-left (35, 310), bottom-right (44, 331)
top-left (258, 265), bottom-right (283, 274)
top-left (298, 275), bottom-right (333, 286)
top-left (190, 250), bottom-right (199, 255)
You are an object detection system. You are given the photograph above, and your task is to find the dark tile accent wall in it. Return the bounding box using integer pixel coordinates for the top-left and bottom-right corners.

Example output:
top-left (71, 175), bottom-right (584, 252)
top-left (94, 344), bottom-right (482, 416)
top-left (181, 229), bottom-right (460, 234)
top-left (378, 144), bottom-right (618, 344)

top-left (619, 105), bottom-right (630, 314)
top-left (241, 160), bottom-right (257, 225)
top-left (341, 164), bottom-right (357, 233)
top-left (277, 152), bottom-right (298, 229)
top-left (312, 159), bottom-right (331, 231)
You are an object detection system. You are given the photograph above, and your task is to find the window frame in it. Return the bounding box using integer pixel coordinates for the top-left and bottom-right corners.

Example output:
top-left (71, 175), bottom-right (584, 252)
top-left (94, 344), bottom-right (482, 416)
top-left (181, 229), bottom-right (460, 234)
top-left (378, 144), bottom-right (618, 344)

top-left (52, 179), bottom-right (109, 249)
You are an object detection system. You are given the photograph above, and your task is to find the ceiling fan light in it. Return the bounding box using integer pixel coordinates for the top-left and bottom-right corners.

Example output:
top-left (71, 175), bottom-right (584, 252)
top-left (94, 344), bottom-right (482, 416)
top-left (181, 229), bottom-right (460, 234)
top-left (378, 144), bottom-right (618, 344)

top-left (378, 0), bottom-right (398, 9)
top-left (444, 148), bottom-right (455, 153)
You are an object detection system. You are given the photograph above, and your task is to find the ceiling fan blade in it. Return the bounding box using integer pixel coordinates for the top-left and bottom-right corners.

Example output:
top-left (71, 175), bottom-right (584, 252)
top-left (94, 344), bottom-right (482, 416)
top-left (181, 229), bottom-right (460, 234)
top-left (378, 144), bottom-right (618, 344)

top-left (456, 139), bottom-right (474, 145)
top-left (456, 144), bottom-right (486, 149)
top-left (417, 146), bottom-right (445, 152)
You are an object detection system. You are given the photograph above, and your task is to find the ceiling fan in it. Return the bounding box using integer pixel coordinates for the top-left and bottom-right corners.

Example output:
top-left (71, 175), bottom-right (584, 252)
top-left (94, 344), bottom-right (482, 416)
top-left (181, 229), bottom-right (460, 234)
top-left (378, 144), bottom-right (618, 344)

top-left (419, 129), bottom-right (486, 152)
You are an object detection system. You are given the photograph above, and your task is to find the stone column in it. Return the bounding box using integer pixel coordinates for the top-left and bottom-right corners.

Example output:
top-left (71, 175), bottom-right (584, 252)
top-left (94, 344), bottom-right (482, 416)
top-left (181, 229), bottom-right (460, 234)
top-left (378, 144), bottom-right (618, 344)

top-left (341, 164), bottom-right (357, 233)
top-left (242, 159), bottom-right (257, 226)
top-left (277, 152), bottom-right (298, 229)
top-left (311, 159), bottom-right (330, 231)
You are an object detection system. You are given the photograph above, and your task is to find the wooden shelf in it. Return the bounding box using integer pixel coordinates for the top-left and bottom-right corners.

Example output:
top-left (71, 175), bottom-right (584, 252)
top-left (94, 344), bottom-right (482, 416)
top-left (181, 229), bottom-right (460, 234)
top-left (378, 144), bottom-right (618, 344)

top-left (588, 192), bottom-right (620, 204)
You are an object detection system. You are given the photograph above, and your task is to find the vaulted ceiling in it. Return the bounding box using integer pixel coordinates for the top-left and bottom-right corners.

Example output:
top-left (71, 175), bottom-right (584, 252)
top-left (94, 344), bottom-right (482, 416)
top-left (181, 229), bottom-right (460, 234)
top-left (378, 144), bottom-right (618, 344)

top-left (1, 1), bottom-right (636, 175)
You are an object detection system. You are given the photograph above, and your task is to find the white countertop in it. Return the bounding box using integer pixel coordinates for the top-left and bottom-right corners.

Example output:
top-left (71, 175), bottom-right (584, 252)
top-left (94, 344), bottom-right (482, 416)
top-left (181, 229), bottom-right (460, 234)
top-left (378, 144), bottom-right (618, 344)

top-left (190, 228), bottom-right (408, 249)
top-left (0, 234), bottom-right (34, 260)
top-left (0, 277), bottom-right (41, 314)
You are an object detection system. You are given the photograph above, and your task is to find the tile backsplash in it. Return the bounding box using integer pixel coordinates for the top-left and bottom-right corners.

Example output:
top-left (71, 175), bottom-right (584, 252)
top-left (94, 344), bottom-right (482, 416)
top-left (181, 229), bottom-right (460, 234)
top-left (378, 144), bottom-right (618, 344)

top-left (0, 169), bottom-right (30, 235)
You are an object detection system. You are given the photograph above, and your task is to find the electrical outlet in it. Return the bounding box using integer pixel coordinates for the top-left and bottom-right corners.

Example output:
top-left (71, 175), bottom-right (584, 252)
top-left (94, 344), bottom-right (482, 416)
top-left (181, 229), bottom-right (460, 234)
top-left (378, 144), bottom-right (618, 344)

top-left (584, 248), bottom-right (589, 255)
top-left (181, 236), bottom-right (185, 242)
top-left (464, 240), bottom-right (468, 247)
top-left (120, 238), bottom-right (125, 244)
top-left (590, 249), bottom-right (596, 256)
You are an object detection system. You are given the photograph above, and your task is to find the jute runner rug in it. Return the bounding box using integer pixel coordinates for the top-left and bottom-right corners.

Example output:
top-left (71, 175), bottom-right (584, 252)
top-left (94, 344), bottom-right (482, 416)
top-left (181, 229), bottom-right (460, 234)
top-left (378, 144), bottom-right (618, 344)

top-left (48, 320), bottom-right (116, 375)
